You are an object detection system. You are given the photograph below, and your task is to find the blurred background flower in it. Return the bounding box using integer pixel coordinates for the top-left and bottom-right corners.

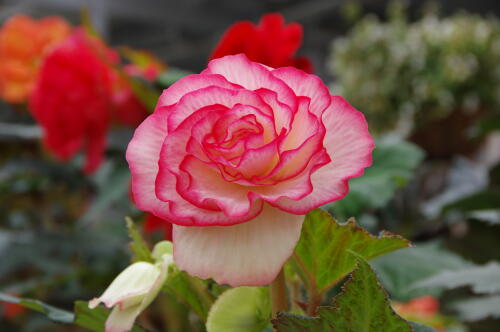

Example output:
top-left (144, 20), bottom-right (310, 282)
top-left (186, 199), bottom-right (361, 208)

top-left (0, 14), bottom-right (70, 104)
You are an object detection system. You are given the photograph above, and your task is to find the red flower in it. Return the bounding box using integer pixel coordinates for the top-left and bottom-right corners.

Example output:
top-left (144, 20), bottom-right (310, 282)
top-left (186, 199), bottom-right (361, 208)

top-left (394, 295), bottom-right (440, 318)
top-left (29, 29), bottom-right (117, 174)
top-left (143, 213), bottom-right (173, 241)
top-left (210, 13), bottom-right (313, 73)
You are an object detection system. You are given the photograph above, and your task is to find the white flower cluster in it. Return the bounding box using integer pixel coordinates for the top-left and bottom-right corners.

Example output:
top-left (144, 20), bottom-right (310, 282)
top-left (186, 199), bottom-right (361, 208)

top-left (329, 11), bottom-right (500, 133)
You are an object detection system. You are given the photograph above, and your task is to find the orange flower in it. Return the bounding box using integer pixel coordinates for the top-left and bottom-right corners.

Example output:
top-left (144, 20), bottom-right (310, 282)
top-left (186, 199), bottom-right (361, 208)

top-left (0, 14), bottom-right (71, 103)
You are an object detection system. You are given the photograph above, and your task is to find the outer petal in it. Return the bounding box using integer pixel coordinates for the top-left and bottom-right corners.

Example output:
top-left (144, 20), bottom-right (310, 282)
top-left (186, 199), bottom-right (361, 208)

top-left (173, 204), bottom-right (304, 286)
top-left (272, 96), bottom-right (375, 213)
top-left (105, 305), bottom-right (142, 332)
top-left (126, 107), bottom-right (171, 219)
top-left (157, 73), bottom-right (241, 107)
top-left (204, 54), bottom-right (297, 110)
top-left (272, 66), bottom-right (330, 115)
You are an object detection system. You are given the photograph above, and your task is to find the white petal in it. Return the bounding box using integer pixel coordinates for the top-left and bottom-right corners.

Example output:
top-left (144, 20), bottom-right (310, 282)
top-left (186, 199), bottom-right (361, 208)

top-left (105, 305), bottom-right (142, 332)
top-left (173, 204), bottom-right (304, 286)
top-left (89, 262), bottom-right (160, 310)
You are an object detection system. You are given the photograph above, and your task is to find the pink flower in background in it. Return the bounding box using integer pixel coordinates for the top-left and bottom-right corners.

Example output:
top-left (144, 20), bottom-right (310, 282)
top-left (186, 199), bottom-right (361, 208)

top-left (127, 54), bottom-right (374, 286)
top-left (30, 29), bottom-right (117, 174)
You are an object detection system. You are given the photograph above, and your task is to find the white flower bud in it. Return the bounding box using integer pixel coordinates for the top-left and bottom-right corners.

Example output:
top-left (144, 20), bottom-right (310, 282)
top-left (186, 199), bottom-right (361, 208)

top-left (89, 256), bottom-right (170, 332)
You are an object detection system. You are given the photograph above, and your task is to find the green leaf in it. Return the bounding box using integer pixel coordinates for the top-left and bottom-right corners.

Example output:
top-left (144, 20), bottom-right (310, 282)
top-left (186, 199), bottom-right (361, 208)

top-left (290, 209), bottom-right (410, 295)
top-left (372, 243), bottom-right (471, 301)
top-left (441, 189), bottom-right (500, 214)
top-left (126, 217), bottom-right (153, 263)
top-left (273, 255), bottom-right (411, 332)
top-left (451, 295), bottom-right (500, 321)
top-left (413, 262), bottom-right (500, 294)
top-left (326, 140), bottom-right (424, 219)
top-left (0, 292), bottom-right (74, 324)
top-left (73, 301), bottom-right (146, 332)
top-left (409, 322), bottom-right (438, 332)
top-left (163, 269), bottom-right (214, 321)
top-left (206, 287), bottom-right (271, 332)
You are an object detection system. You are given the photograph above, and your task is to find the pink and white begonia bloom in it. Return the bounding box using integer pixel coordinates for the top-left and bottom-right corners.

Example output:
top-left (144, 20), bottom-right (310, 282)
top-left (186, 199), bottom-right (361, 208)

top-left (126, 54), bottom-right (374, 286)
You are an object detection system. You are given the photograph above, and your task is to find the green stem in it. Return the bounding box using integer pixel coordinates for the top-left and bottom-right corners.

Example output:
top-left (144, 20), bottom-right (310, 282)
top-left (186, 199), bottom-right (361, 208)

top-left (271, 268), bottom-right (289, 317)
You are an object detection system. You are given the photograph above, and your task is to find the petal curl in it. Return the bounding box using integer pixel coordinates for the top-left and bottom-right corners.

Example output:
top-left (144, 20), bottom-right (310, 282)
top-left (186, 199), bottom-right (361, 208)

top-left (126, 107), bottom-right (172, 220)
top-left (173, 204), bottom-right (304, 286)
top-left (205, 54), bottom-right (297, 110)
top-left (157, 73), bottom-right (241, 107)
top-left (167, 86), bottom-right (272, 132)
top-left (177, 155), bottom-right (255, 218)
top-left (272, 66), bottom-right (330, 115)
top-left (156, 159), bottom-right (264, 226)
top-left (272, 96), bottom-right (374, 213)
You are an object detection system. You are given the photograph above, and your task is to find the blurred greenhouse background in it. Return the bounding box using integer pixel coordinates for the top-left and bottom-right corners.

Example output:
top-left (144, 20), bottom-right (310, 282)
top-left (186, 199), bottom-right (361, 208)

top-left (1, 0), bottom-right (500, 331)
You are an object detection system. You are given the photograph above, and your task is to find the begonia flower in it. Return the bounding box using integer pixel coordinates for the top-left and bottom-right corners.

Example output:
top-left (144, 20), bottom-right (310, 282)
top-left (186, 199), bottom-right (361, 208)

top-left (210, 13), bottom-right (313, 73)
top-left (127, 54), bottom-right (374, 286)
top-left (143, 213), bottom-right (173, 241)
top-left (29, 29), bottom-right (117, 174)
top-left (0, 14), bottom-right (71, 103)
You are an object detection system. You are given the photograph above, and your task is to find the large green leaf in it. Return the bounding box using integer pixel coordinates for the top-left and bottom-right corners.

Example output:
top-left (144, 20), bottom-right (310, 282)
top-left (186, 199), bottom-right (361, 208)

top-left (0, 292), bottom-right (74, 324)
top-left (442, 189), bottom-right (500, 215)
top-left (73, 301), bottom-right (146, 332)
top-left (290, 209), bottom-right (410, 295)
top-left (413, 262), bottom-right (500, 294)
top-left (326, 140), bottom-right (424, 219)
top-left (273, 255), bottom-right (411, 332)
top-left (163, 269), bottom-right (214, 321)
top-left (452, 295), bottom-right (500, 321)
top-left (372, 243), bottom-right (471, 301)
top-left (206, 287), bottom-right (271, 332)
top-left (0, 295), bottom-right (148, 331)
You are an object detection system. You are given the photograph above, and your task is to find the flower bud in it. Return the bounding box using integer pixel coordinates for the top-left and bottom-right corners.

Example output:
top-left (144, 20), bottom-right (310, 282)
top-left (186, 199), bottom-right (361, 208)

top-left (89, 256), bottom-right (170, 332)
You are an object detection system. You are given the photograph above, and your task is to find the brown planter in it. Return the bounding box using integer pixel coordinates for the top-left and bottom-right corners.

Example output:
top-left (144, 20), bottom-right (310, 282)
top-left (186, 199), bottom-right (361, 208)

top-left (410, 108), bottom-right (486, 159)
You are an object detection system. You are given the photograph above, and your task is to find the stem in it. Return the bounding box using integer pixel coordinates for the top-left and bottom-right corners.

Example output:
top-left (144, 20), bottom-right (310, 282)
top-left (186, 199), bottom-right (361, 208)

top-left (306, 288), bottom-right (322, 316)
top-left (270, 268), bottom-right (289, 317)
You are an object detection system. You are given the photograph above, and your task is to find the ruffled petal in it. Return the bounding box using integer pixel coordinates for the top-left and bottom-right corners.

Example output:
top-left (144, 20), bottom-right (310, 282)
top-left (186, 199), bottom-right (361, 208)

top-left (157, 73), bottom-right (241, 107)
top-left (204, 54), bottom-right (297, 110)
top-left (155, 163), bottom-right (263, 226)
top-left (173, 204), bottom-right (304, 286)
top-left (167, 86), bottom-right (272, 132)
top-left (177, 155), bottom-right (255, 218)
top-left (255, 88), bottom-right (293, 134)
top-left (126, 107), bottom-right (171, 219)
top-left (272, 66), bottom-right (330, 115)
top-left (272, 96), bottom-right (374, 213)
